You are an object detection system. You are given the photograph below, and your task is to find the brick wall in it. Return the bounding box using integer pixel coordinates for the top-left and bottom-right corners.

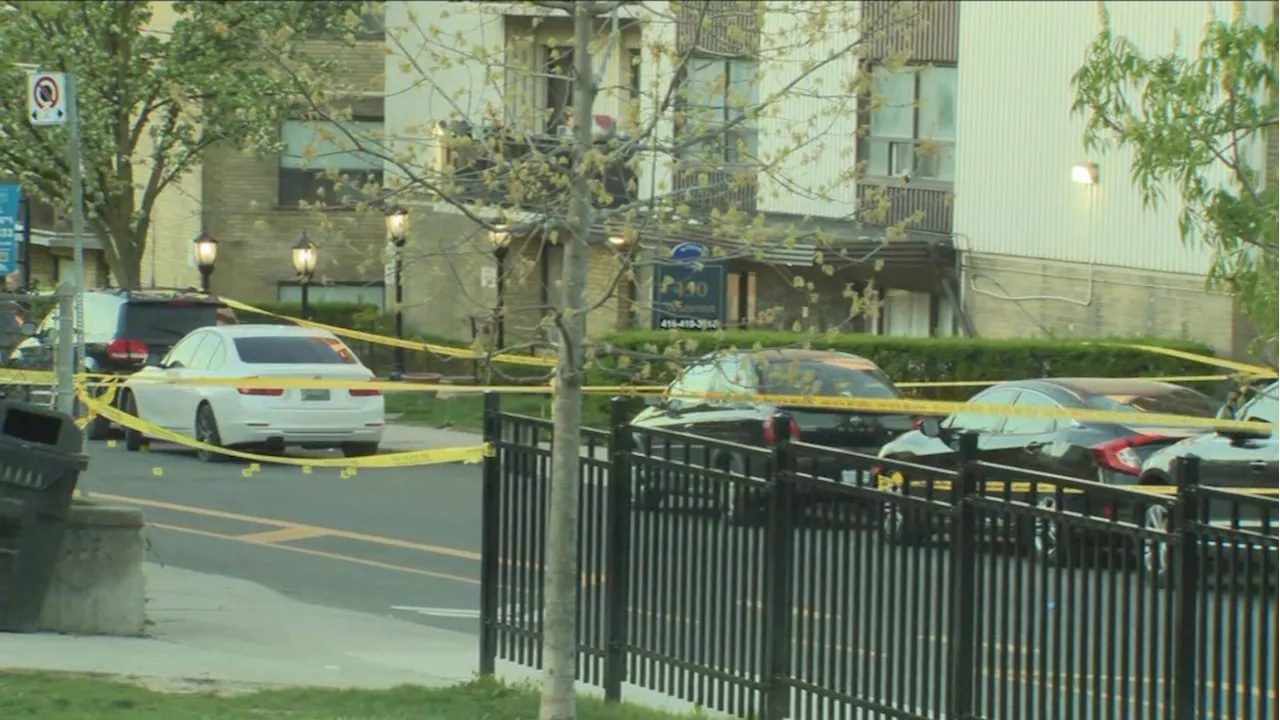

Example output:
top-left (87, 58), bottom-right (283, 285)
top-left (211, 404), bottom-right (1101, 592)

top-left (963, 253), bottom-right (1235, 354)
top-left (198, 37), bottom-right (386, 303)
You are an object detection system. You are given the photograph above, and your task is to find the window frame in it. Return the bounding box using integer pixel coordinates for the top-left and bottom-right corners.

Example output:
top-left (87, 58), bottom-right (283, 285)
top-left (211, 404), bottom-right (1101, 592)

top-left (676, 55), bottom-right (760, 165)
top-left (944, 387), bottom-right (1020, 434)
top-left (862, 63), bottom-right (957, 183)
top-left (1002, 390), bottom-right (1061, 436)
top-left (277, 114), bottom-right (386, 211)
top-left (162, 332), bottom-right (208, 369)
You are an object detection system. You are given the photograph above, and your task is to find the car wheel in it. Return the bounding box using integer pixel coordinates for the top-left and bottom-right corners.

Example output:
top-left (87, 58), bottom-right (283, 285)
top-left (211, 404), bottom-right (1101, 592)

top-left (86, 414), bottom-right (112, 441)
top-left (341, 442), bottom-right (380, 458)
top-left (1032, 495), bottom-right (1069, 566)
top-left (1143, 504), bottom-right (1171, 583)
top-left (122, 392), bottom-right (146, 452)
top-left (880, 488), bottom-right (923, 546)
top-left (194, 403), bottom-right (226, 463)
top-left (717, 454), bottom-right (754, 526)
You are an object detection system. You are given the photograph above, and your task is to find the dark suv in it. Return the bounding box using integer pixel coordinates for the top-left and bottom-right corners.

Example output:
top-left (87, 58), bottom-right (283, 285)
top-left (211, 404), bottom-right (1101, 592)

top-left (9, 288), bottom-right (232, 438)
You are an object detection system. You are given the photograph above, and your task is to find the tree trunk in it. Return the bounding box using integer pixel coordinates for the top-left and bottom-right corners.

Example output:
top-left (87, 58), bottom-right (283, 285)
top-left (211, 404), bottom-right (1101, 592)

top-left (539, 6), bottom-right (596, 720)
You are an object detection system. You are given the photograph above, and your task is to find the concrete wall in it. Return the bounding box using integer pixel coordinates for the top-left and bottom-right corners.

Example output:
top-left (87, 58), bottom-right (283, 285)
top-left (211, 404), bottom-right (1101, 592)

top-left (39, 503), bottom-right (147, 637)
top-left (963, 252), bottom-right (1235, 353)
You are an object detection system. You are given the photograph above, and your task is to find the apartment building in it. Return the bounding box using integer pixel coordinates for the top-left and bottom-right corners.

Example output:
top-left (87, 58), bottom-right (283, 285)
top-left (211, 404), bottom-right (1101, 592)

top-left (382, 0), bottom-right (964, 343)
top-left (195, 13), bottom-right (388, 309)
top-left (953, 1), bottom-right (1274, 356)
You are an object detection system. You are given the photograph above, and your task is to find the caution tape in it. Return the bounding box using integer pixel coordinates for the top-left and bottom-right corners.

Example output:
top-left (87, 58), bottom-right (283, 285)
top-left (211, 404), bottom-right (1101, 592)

top-left (220, 298), bottom-right (556, 368)
top-left (76, 390), bottom-right (491, 469)
top-left (895, 375), bottom-right (1233, 389)
top-left (1102, 343), bottom-right (1277, 378)
top-left (658, 390), bottom-right (1277, 433)
top-left (875, 472), bottom-right (1280, 497)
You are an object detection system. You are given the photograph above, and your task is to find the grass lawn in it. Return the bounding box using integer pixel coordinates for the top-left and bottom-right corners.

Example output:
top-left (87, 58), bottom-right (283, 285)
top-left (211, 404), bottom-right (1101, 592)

top-left (385, 392), bottom-right (619, 433)
top-left (0, 672), bottom-right (701, 720)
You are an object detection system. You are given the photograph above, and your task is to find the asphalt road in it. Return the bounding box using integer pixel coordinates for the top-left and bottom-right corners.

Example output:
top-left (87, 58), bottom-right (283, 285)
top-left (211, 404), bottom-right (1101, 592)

top-left (80, 438), bottom-right (1278, 720)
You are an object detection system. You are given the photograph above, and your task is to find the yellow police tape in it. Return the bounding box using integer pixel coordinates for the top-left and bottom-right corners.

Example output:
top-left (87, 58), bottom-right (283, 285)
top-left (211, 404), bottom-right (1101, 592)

top-left (875, 472), bottom-right (1280, 498)
top-left (75, 390), bottom-right (491, 469)
top-left (1102, 342), bottom-right (1277, 378)
top-left (219, 298), bottom-right (557, 368)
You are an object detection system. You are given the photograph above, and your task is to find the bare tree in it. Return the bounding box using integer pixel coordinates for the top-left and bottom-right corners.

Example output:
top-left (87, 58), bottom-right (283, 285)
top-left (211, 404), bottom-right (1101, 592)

top-left (275, 2), bottom-right (932, 716)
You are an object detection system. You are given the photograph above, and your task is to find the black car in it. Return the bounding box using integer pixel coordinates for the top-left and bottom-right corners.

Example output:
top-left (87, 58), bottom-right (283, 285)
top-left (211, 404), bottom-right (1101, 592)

top-left (629, 348), bottom-right (915, 522)
top-left (875, 378), bottom-right (1223, 555)
top-left (10, 288), bottom-right (231, 439)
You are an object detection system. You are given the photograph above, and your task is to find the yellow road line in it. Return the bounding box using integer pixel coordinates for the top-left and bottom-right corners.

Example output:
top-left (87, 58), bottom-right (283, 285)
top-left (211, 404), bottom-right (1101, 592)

top-left (95, 493), bottom-right (482, 561)
top-left (235, 526), bottom-right (334, 544)
top-left (114, 493), bottom-right (600, 587)
top-left (148, 523), bottom-right (479, 585)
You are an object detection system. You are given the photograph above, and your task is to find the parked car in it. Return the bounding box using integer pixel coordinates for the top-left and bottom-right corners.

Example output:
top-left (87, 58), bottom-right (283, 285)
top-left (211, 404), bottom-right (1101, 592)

top-left (117, 324), bottom-right (385, 461)
top-left (875, 378), bottom-right (1223, 557)
top-left (1136, 381), bottom-right (1279, 580)
top-left (629, 349), bottom-right (915, 522)
top-left (9, 288), bottom-right (232, 438)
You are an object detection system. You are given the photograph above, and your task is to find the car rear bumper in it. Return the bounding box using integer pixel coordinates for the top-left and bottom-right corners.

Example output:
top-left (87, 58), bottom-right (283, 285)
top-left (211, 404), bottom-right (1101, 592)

top-left (220, 410), bottom-right (385, 448)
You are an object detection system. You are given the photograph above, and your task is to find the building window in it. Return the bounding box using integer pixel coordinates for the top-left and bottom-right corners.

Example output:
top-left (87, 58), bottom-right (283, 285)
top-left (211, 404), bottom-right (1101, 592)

top-left (278, 118), bottom-right (385, 209)
top-left (863, 65), bottom-right (956, 182)
top-left (276, 281), bottom-right (385, 311)
top-left (544, 46), bottom-right (574, 136)
top-left (679, 56), bottom-right (759, 164)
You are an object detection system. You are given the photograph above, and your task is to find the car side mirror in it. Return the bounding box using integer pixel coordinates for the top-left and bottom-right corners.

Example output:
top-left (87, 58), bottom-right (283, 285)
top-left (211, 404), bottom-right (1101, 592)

top-left (917, 417), bottom-right (942, 438)
top-left (19, 321), bottom-right (36, 337)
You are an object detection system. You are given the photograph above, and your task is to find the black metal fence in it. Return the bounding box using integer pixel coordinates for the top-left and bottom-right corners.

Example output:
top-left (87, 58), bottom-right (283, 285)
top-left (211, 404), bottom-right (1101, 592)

top-left (478, 395), bottom-right (1279, 720)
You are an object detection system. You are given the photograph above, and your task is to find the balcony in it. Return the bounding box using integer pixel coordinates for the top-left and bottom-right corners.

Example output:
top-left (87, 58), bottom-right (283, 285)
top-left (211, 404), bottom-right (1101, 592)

top-left (672, 164), bottom-right (759, 215)
top-left (433, 123), bottom-right (638, 214)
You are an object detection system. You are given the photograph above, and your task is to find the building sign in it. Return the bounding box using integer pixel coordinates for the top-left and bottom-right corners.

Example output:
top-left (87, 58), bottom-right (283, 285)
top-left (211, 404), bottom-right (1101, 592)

top-left (0, 183), bottom-right (21, 276)
top-left (651, 242), bottom-right (726, 331)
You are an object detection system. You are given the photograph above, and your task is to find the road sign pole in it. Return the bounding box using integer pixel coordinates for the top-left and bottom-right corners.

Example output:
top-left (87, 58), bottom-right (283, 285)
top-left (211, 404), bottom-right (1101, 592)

top-left (67, 73), bottom-right (86, 381)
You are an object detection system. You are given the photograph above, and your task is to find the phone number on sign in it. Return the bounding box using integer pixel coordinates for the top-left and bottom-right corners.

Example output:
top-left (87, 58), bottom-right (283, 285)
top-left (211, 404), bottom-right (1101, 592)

top-left (658, 318), bottom-right (721, 330)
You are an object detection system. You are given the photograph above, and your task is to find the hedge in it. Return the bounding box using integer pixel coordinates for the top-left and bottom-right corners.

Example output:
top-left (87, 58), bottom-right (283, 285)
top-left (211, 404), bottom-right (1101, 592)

top-left (590, 330), bottom-right (1227, 401)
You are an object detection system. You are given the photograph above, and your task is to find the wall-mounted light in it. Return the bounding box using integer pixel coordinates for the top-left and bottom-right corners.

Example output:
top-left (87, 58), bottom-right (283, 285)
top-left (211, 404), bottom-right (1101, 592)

top-left (608, 235), bottom-right (628, 247)
top-left (1071, 163), bottom-right (1099, 185)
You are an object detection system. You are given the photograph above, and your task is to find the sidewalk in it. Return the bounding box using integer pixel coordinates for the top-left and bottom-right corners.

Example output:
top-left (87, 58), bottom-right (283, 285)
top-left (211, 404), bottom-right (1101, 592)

top-left (379, 422), bottom-right (480, 451)
top-left (0, 564), bottom-right (716, 714)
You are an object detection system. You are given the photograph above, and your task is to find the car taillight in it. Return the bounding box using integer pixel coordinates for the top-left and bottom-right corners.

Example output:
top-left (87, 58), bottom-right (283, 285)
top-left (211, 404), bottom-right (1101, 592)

top-left (349, 388), bottom-right (381, 397)
top-left (106, 339), bottom-right (148, 362)
top-left (762, 414), bottom-right (802, 445)
top-left (238, 387), bottom-right (284, 397)
top-left (1091, 433), bottom-right (1164, 475)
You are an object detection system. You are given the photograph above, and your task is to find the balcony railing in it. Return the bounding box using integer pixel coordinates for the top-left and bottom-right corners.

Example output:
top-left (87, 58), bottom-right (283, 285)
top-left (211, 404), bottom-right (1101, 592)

top-left (434, 124), bottom-right (638, 213)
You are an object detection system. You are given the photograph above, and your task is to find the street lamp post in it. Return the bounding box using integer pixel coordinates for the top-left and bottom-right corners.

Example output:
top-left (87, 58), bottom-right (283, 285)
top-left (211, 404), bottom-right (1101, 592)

top-left (489, 228), bottom-right (511, 350)
top-left (193, 231), bottom-right (218, 292)
top-left (384, 207), bottom-right (409, 380)
top-left (291, 233), bottom-right (318, 319)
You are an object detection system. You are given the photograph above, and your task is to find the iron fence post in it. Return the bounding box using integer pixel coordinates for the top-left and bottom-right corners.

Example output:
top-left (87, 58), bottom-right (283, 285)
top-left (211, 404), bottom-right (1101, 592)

top-left (478, 390), bottom-right (502, 676)
top-left (763, 414), bottom-right (796, 720)
top-left (947, 431), bottom-right (980, 719)
top-left (603, 396), bottom-right (634, 702)
top-left (1171, 455), bottom-right (1201, 720)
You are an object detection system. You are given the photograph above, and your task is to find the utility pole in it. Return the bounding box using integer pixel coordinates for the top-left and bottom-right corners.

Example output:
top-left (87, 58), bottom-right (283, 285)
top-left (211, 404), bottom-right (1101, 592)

top-left (24, 67), bottom-right (86, 414)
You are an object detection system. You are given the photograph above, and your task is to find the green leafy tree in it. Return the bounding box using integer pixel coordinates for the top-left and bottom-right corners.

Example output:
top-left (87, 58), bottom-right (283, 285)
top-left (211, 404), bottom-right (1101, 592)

top-left (1071, 3), bottom-right (1279, 362)
top-left (0, 0), bottom-right (355, 287)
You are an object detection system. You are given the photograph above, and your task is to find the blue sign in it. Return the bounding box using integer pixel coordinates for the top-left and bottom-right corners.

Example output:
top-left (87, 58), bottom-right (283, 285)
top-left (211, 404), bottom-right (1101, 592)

top-left (0, 183), bottom-right (20, 276)
top-left (651, 242), bottom-right (727, 331)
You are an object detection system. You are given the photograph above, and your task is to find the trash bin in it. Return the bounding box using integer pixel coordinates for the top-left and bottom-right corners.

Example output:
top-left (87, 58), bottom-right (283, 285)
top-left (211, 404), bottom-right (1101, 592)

top-left (0, 400), bottom-right (88, 632)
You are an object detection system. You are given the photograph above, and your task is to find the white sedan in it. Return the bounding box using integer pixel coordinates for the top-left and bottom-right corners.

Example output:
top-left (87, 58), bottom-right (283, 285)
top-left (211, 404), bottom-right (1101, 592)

top-left (119, 324), bottom-right (385, 460)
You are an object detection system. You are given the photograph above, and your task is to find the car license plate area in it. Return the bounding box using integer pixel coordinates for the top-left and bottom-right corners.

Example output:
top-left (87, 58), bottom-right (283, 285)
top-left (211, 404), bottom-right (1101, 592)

top-left (301, 389), bottom-right (330, 402)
